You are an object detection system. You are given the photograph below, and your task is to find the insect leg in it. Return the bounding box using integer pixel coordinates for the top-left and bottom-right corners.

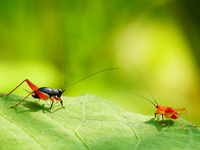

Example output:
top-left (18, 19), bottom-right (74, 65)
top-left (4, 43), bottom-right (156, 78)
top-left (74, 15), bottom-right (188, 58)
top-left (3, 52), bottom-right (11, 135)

top-left (49, 98), bottom-right (54, 113)
top-left (154, 113), bottom-right (157, 119)
top-left (60, 101), bottom-right (65, 109)
top-left (10, 92), bottom-right (33, 108)
top-left (154, 113), bottom-right (161, 120)
top-left (176, 108), bottom-right (198, 128)
top-left (23, 89), bottom-right (36, 96)
top-left (159, 114), bottom-right (165, 125)
top-left (0, 79), bottom-right (39, 96)
top-left (177, 117), bottom-right (188, 131)
top-left (167, 112), bottom-right (189, 131)
top-left (53, 97), bottom-right (65, 109)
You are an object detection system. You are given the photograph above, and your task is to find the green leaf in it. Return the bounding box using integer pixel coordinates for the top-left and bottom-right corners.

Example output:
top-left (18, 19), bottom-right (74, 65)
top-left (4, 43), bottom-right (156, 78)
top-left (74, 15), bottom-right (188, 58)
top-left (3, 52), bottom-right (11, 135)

top-left (0, 93), bottom-right (199, 150)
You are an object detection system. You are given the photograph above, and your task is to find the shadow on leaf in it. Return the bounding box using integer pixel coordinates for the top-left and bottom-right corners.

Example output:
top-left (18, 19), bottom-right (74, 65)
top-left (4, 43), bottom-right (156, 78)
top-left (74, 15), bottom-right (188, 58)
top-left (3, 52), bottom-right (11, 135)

top-left (13, 101), bottom-right (64, 114)
top-left (144, 118), bottom-right (174, 132)
top-left (1, 94), bottom-right (64, 114)
top-left (11, 101), bottom-right (49, 113)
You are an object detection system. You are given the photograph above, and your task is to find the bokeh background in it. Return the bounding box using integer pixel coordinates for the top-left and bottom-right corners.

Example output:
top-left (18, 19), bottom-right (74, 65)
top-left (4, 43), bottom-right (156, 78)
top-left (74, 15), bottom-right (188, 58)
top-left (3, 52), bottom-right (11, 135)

top-left (0, 0), bottom-right (200, 127)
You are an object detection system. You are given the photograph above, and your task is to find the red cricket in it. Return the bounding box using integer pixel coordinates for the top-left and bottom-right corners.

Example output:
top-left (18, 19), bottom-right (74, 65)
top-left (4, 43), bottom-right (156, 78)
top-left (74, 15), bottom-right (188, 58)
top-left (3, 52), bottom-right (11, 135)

top-left (128, 59), bottom-right (198, 131)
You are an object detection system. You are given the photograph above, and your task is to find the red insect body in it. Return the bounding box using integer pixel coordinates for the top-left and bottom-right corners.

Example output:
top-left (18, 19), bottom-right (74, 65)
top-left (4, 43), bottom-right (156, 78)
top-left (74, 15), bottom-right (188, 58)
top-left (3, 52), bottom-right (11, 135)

top-left (154, 104), bottom-right (198, 130)
top-left (127, 59), bottom-right (198, 131)
top-left (155, 105), bottom-right (178, 119)
top-left (165, 107), bottom-right (178, 119)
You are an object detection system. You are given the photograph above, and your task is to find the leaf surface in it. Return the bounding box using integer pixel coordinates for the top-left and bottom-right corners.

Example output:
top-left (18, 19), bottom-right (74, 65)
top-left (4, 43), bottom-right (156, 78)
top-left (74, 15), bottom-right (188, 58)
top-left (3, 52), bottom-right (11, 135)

top-left (0, 94), bottom-right (199, 150)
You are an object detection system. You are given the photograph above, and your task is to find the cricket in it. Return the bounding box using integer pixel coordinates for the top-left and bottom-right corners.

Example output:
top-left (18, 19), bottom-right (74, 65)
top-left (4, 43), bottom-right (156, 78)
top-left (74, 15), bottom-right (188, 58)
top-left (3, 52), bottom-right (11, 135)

top-left (0, 35), bottom-right (118, 113)
top-left (128, 60), bottom-right (198, 131)
top-left (0, 68), bottom-right (117, 113)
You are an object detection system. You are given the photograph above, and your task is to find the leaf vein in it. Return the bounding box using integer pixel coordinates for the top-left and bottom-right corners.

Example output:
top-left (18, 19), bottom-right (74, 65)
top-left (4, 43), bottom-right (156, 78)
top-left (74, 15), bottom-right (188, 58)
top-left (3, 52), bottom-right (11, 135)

top-left (50, 116), bottom-right (91, 150)
top-left (101, 99), bottom-right (141, 149)
top-left (123, 122), bottom-right (140, 150)
top-left (0, 112), bottom-right (47, 150)
top-left (75, 100), bottom-right (86, 132)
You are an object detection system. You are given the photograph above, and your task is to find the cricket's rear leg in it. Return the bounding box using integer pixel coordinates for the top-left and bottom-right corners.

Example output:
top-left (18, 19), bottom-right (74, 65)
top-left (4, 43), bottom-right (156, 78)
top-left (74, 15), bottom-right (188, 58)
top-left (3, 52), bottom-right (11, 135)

top-left (10, 92), bottom-right (33, 108)
top-left (176, 108), bottom-right (198, 128)
top-left (0, 79), bottom-right (39, 96)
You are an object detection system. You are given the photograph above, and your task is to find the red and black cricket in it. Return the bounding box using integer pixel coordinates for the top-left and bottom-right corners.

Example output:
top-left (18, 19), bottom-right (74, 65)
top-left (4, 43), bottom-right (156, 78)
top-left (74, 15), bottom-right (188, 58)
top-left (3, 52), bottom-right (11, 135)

top-left (0, 68), bottom-right (117, 113)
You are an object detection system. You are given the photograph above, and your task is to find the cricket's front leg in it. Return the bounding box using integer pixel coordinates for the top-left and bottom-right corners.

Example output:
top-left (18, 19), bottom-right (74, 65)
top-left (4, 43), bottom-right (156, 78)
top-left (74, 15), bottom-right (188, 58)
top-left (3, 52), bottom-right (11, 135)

top-left (159, 114), bottom-right (165, 125)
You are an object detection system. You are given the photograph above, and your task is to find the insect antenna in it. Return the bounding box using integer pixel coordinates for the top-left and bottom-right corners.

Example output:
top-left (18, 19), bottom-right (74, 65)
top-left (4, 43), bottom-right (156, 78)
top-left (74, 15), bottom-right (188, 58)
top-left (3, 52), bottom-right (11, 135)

top-left (63, 68), bottom-right (118, 92)
top-left (130, 91), bottom-right (158, 108)
top-left (126, 58), bottom-right (158, 106)
top-left (59, 33), bottom-right (65, 90)
top-left (58, 34), bottom-right (118, 92)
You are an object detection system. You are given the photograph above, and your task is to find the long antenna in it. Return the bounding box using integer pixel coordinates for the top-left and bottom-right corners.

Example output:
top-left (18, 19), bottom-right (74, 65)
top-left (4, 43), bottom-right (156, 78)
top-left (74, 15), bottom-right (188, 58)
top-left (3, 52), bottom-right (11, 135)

top-left (59, 33), bottom-right (64, 89)
top-left (126, 58), bottom-right (158, 106)
top-left (130, 92), bottom-right (157, 108)
top-left (63, 68), bottom-right (118, 92)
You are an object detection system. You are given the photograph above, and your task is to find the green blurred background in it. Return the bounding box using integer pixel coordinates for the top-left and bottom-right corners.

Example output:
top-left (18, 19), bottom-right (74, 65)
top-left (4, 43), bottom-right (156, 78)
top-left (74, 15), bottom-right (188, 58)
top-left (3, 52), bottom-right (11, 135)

top-left (0, 0), bottom-right (200, 127)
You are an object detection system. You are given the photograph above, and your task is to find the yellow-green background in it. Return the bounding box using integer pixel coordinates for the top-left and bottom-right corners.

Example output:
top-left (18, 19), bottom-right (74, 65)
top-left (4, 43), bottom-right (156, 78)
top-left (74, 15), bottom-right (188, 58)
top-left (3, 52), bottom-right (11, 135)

top-left (0, 0), bottom-right (200, 127)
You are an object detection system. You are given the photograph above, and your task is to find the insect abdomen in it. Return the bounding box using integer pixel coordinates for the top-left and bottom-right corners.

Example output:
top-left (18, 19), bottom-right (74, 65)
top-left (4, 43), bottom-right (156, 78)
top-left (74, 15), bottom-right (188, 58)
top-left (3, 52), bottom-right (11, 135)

top-left (32, 87), bottom-right (58, 98)
top-left (166, 107), bottom-right (178, 119)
